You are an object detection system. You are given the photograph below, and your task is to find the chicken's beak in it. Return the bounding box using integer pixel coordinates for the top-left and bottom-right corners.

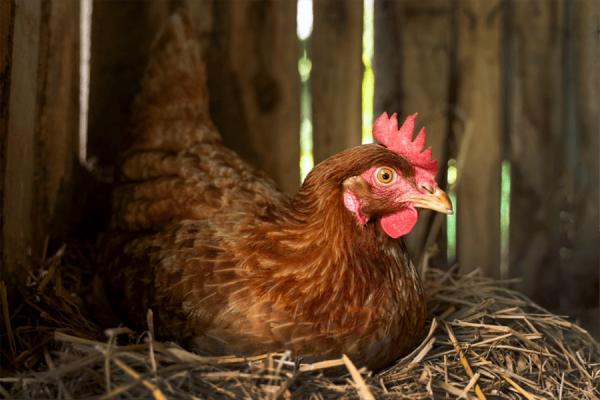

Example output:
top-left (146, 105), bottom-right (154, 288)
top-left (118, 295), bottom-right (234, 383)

top-left (406, 188), bottom-right (453, 215)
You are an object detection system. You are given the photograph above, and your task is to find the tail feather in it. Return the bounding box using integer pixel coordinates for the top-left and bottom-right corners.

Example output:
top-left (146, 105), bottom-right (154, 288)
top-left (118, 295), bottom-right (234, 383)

top-left (109, 10), bottom-right (277, 233)
top-left (129, 12), bottom-right (219, 151)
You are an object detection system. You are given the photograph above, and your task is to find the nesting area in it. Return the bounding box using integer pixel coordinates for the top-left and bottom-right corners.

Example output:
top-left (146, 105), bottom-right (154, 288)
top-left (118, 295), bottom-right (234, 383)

top-left (1, 245), bottom-right (598, 399)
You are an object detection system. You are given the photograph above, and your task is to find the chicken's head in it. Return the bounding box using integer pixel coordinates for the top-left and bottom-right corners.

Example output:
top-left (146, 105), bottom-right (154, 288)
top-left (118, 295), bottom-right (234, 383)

top-left (342, 112), bottom-right (453, 238)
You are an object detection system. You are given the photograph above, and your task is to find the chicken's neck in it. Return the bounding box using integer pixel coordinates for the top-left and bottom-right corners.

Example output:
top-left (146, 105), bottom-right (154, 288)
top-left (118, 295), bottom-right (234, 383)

top-left (249, 180), bottom-right (423, 319)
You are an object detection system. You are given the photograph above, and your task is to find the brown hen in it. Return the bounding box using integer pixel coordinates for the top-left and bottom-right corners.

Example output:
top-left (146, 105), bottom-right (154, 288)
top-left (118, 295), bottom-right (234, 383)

top-left (99, 13), bottom-right (452, 371)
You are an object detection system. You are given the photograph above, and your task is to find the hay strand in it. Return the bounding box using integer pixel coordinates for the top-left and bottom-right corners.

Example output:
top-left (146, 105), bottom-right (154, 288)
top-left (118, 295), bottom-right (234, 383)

top-left (342, 354), bottom-right (375, 400)
top-left (444, 322), bottom-right (486, 400)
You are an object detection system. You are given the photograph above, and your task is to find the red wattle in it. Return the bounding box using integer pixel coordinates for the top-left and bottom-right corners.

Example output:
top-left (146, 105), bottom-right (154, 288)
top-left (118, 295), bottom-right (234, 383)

top-left (380, 207), bottom-right (418, 238)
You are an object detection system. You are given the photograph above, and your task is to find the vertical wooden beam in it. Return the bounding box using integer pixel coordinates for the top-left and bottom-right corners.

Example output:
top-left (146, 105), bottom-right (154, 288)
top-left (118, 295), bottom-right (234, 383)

top-left (0, 0), bottom-right (14, 269)
top-left (507, 0), bottom-right (564, 304)
top-left (509, 1), bottom-right (598, 338)
top-left (311, 0), bottom-right (362, 163)
top-left (568, 0), bottom-right (599, 337)
top-left (3, 0), bottom-right (80, 289)
top-left (374, 0), bottom-right (402, 118)
top-left (3, 0), bottom-right (41, 287)
top-left (207, 0), bottom-right (300, 194)
top-left (87, 0), bottom-right (176, 169)
top-left (455, 0), bottom-right (502, 276)
top-left (35, 0), bottom-right (80, 247)
top-left (374, 0), bottom-right (453, 263)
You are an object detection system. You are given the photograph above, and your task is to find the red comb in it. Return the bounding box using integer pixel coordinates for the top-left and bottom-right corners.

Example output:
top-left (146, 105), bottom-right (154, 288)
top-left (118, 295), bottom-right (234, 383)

top-left (373, 112), bottom-right (438, 177)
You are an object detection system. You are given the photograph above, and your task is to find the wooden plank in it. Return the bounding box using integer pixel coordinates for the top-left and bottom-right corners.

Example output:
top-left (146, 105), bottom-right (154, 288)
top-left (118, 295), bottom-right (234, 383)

top-left (374, 0), bottom-right (453, 264)
top-left (0, 0), bottom-right (14, 268)
top-left (374, 0), bottom-right (401, 119)
top-left (508, 1), bottom-right (599, 339)
top-left (566, 0), bottom-right (599, 337)
top-left (35, 0), bottom-right (80, 246)
top-left (311, 0), bottom-right (362, 163)
top-left (507, 0), bottom-right (565, 305)
top-left (3, 0), bottom-right (81, 290)
top-left (206, 0), bottom-right (300, 194)
top-left (455, 0), bottom-right (502, 276)
top-left (87, 0), bottom-right (177, 169)
top-left (3, 0), bottom-right (41, 288)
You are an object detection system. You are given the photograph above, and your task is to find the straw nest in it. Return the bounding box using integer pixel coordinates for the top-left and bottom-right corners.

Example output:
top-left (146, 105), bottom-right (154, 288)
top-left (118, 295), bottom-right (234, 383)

top-left (1, 244), bottom-right (598, 399)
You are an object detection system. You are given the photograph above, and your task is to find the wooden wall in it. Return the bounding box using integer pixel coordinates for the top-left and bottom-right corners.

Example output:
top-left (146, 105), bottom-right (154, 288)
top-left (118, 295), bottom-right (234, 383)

top-left (1, 0), bottom-right (80, 296)
top-left (311, 0), bottom-right (363, 164)
top-left (0, 0), bottom-right (598, 335)
top-left (205, 0), bottom-right (300, 194)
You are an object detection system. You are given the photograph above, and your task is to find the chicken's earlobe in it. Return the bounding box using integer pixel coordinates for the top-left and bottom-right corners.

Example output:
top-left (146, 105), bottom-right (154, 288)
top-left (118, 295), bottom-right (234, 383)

top-left (343, 190), bottom-right (369, 225)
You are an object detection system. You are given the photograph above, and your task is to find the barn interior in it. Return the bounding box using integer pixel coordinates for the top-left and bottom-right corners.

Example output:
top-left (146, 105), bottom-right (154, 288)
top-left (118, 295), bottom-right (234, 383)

top-left (0, 0), bottom-right (598, 398)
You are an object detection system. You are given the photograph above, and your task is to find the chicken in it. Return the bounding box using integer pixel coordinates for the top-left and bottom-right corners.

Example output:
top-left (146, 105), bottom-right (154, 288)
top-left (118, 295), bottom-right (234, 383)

top-left (99, 12), bottom-right (453, 371)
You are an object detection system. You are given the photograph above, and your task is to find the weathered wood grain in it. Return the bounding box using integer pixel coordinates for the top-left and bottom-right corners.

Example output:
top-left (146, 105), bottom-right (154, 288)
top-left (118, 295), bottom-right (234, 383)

top-left (3, 0), bottom-right (41, 288)
top-left (35, 0), bottom-right (80, 247)
top-left (374, 0), bottom-right (453, 264)
top-left (567, 0), bottom-right (599, 337)
top-left (0, 0), bottom-right (14, 270)
top-left (206, 0), bottom-right (300, 194)
top-left (374, 0), bottom-right (401, 121)
top-left (508, 1), bottom-right (599, 338)
top-left (507, 0), bottom-right (564, 305)
top-left (455, 0), bottom-right (502, 277)
top-left (2, 0), bottom-right (81, 289)
top-left (311, 0), bottom-right (363, 163)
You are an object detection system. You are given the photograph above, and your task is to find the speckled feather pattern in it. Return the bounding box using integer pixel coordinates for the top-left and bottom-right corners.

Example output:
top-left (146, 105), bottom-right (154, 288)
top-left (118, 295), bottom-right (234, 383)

top-left (99, 13), bottom-right (425, 371)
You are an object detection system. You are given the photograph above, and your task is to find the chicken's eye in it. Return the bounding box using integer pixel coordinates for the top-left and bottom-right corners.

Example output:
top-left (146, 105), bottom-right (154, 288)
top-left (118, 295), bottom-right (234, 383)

top-left (375, 167), bottom-right (396, 185)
